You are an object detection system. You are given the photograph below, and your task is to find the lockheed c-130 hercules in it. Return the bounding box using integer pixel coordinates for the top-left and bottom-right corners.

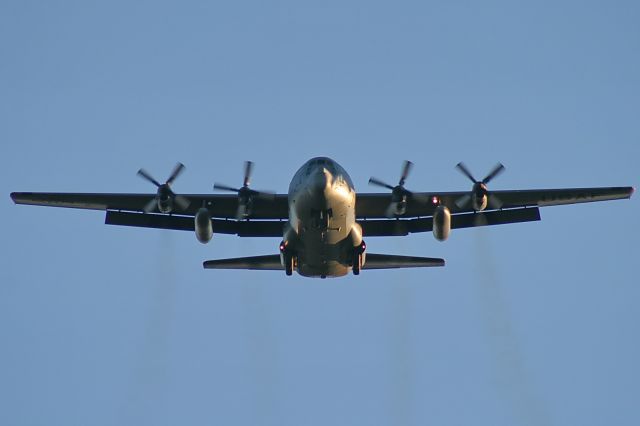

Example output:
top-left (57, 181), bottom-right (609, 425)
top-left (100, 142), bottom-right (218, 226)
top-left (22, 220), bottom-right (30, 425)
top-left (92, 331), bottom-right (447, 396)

top-left (10, 157), bottom-right (634, 278)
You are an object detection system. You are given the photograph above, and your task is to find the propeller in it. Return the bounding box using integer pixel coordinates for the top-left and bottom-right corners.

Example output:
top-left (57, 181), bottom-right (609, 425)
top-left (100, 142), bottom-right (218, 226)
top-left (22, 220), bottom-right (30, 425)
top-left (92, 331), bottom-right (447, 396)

top-left (454, 162), bottom-right (505, 210)
top-left (137, 162), bottom-right (190, 213)
top-left (368, 160), bottom-right (414, 217)
top-left (214, 161), bottom-right (274, 219)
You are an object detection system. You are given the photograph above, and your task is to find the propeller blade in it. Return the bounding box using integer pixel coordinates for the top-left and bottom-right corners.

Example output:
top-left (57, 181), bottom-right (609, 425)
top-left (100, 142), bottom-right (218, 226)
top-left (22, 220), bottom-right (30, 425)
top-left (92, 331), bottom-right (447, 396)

top-left (409, 192), bottom-right (433, 204)
top-left (143, 197), bottom-right (158, 213)
top-left (235, 203), bottom-right (249, 220)
top-left (455, 162), bottom-right (477, 184)
top-left (399, 160), bottom-right (413, 186)
top-left (214, 183), bottom-right (240, 192)
top-left (137, 169), bottom-right (162, 187)
top-left (166, 162), bottom-right (185, 185)
top-left (243, 161), bottom-right (253, 187)
top-left (482, 163), bottom-right (505, 184)
top-left (384, 203), bottom-right (398, 218)
top-left (174, 195), bottom-right (191, 210)
top-left (487, 194), bottom-right (503, 210)
top-left (455, 193), bottom-right (472, 209)
top-left (253, 190), bottom-right (276, 200)
top-left (473, 212), bottom-right (489, 227)
top-left (368, 177), bottom-right (395, 191)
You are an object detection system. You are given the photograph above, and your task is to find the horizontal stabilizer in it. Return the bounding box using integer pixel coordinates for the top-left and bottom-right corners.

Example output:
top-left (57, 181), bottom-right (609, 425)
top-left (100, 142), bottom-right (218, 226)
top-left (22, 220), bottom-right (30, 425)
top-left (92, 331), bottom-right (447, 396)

top-left (364, 253), bottom-right (445, 269)
top-left (203, 254), bottom-right (283, 270)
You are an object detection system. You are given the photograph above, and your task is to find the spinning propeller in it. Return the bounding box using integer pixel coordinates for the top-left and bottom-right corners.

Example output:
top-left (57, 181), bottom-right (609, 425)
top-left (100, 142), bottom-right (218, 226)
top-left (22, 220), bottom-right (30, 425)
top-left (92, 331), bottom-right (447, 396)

top-left (214, 161), bottom-right (274, 219)
top-left (137, 162), bottom-right (190, 213)
top-left (454, 162), bottom-right (505, 211)
top-left (368, 160), bottom-right (415, 217)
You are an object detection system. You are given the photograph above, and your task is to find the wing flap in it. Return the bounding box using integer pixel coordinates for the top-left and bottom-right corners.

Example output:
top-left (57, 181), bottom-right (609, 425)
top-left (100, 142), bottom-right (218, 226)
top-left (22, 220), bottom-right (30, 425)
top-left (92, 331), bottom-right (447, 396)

top-left (360, 207), bottom-right (541, 236)
top-left (203, 255), bottom-right (283, 270)
top-left (364, 253), bottom-right (445, 269)
top-left (105, 211), bottom-right (284, 236)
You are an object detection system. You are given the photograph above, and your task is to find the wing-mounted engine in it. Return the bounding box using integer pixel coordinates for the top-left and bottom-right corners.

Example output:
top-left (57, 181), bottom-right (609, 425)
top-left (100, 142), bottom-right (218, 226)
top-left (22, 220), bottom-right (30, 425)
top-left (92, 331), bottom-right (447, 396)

top-left (368, 160), bottom-right (415, 217)
top-left (454, 162), bottom-right (505, 211)
top-left (137, 162), bottom-right (190, 214)
top-left (214, 161), bottom-right (274, 220)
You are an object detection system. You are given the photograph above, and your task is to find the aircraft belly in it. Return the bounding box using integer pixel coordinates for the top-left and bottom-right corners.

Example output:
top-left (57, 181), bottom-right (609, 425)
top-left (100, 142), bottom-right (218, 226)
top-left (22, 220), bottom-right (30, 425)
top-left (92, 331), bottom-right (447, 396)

top-left (298, 262), bottom-right (349, 278)
top-left (297, 229), bottom-right (351, 277)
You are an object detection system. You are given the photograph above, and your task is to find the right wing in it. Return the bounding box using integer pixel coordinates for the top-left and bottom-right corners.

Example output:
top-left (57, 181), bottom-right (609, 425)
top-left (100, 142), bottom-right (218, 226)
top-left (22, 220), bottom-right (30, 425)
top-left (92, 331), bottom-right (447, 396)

top-left (356, 186), bottom-right (634, 218)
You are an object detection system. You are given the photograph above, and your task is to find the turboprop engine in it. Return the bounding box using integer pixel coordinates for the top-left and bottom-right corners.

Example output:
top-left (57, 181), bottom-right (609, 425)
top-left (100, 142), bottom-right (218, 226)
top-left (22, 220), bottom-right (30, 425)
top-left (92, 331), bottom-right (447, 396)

top-left (137, 162), bottom-right (190, 214)
top-left (368, 160), bottom-right (414, 218)
top-left (433, 205), bottom-right (451, 241)
top-left (454, 162), bottom-right (505, 212)
top-left (195, 207), bottom-right (213, 244)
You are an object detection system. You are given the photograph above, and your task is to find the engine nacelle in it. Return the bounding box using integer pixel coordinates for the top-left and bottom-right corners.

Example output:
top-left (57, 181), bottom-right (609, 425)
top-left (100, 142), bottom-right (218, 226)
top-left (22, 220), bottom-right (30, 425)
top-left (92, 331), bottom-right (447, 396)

top-left (388, 200), bottom-right (407, 216)
top-left (195, 207), bottom-right (213, 244)
top-left (433, 205), bottom-right (451, 241)
top-left (157, 185), bottom-right (174, 213)
top-left (472, 182), bottom-right (489, 211)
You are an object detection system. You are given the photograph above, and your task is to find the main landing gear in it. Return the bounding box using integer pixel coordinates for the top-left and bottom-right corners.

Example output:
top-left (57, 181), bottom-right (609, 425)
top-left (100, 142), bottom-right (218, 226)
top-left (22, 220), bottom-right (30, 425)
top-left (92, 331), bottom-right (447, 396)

top-left (284, 254), bottom-right (295, 276)
top-left (280, 241), bottom-right (296, 276)
top-left (352, 241), bottom-right (366, 276)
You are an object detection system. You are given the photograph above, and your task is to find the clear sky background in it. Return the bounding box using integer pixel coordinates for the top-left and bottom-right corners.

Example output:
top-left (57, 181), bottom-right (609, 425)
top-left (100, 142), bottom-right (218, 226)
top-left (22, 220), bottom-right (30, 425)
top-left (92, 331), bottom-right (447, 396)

top-left (1, 1), bottom-right (638, 425)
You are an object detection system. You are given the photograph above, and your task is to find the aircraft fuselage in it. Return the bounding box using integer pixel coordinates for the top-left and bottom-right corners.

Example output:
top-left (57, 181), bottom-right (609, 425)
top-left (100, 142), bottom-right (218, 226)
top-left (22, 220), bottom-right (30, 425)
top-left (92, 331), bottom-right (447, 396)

top-left (284, 157), bottom-right (363, 278)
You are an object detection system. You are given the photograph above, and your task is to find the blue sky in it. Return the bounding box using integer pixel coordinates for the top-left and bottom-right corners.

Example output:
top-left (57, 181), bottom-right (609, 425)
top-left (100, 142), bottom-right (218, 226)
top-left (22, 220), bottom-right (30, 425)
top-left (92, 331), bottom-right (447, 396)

top-left (1, 1), bottom-right (638, 425)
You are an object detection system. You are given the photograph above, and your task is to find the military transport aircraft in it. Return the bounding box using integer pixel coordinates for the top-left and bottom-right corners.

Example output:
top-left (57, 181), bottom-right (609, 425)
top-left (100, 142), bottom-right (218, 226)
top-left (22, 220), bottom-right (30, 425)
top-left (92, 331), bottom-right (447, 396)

top-left (10, 157), bottom-right (634, 278)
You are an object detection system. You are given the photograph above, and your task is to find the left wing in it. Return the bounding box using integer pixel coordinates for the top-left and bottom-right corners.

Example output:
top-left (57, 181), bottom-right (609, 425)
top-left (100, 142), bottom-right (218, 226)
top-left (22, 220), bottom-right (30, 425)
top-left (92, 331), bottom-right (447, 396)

top-left (10, 192), bottom-right (289, 219)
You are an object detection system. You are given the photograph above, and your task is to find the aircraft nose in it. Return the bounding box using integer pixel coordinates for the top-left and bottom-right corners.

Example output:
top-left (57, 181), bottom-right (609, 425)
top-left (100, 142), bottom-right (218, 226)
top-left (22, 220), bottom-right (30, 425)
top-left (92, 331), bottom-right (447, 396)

top-left (310, 167), bottom-right (332, 193)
